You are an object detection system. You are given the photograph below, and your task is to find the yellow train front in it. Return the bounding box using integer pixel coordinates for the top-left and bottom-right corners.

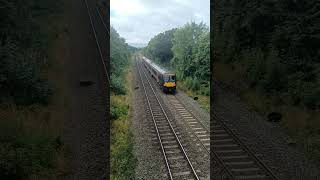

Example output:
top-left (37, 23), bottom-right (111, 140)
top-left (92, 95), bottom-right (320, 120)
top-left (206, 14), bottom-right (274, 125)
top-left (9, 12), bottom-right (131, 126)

top-left (141, 55), bottom-right (177, 94)
top-left (160, 73), bottom-right (176, 93)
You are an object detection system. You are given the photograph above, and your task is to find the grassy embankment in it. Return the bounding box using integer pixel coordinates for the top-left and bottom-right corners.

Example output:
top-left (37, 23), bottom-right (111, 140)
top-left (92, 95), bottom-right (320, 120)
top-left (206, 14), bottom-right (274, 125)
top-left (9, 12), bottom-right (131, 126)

top-left (0, 0), bottom-right (70, 179)
top-left (110, 58), bottom-right (136, 180)
top-left (177, 80), bottom-right (210, 112)
top-left (214, 62), bottom-right (320, 163)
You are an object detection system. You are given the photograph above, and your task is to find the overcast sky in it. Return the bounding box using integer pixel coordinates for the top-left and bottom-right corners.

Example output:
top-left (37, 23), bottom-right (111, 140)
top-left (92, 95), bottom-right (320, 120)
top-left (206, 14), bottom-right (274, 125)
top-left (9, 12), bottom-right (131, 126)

top-left (110, 0), bottom-right (210, 47)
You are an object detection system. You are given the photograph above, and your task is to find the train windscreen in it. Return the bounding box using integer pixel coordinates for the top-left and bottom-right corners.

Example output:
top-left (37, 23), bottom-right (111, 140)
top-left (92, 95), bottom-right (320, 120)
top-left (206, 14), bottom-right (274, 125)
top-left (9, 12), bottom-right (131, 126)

top-left (164, 75), bottom-right (176, 82)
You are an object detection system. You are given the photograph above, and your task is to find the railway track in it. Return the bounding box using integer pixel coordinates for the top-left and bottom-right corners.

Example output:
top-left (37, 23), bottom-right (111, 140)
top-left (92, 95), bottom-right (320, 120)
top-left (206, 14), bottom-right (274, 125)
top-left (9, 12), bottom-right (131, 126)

top-left (166, 95), bottom-right (210, 153)
top-left (136, 56), bottom-right (201, 180)
top-left (83, 1), bottom-right (109, 179)
top-left (212, 111), bottom-right (278, 180)
top-left (142, 56), bottom-right (278, 179)
top-left (165, 94), bottom-right (234, 179)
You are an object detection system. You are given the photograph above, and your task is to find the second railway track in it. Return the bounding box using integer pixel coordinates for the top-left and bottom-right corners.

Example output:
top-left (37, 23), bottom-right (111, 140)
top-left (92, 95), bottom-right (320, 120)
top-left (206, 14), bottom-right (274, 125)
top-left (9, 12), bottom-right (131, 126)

top-left (164, 94), bottom-right (233, 179)
top-left (212, 112), bottom-right (278, 180)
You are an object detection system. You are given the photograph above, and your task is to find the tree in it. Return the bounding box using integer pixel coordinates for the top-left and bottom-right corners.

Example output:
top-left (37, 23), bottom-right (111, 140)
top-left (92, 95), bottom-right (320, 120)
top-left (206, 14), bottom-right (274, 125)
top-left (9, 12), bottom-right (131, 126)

top-left (143, 28), bottom-right (176, 64)
top-left (110, 26), bottom-right (132, 94)
top-left (171, 22), bottom-right (208, 79)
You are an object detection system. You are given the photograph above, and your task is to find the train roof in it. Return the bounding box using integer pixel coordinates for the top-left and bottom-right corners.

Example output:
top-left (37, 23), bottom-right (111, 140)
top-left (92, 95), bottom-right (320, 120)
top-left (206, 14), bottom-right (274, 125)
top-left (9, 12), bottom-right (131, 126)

top-left (142, 56), bottom-right (175, 75)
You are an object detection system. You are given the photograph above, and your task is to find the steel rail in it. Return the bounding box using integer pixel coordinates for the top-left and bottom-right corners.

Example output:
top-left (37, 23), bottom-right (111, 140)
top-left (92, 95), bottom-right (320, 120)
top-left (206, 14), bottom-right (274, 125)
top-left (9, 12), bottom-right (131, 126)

top-left (83, 0), bottom-right (110, 84)
top-left (136, 56), bottom-right (200, 180)
top-left (96, 7), bottom-right (110, 35)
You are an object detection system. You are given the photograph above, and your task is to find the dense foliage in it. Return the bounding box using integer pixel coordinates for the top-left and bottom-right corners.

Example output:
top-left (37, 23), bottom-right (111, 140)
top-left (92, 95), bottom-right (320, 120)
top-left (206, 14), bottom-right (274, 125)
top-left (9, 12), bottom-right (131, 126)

top-left (143, 29), bottom-right (176, 65)
top-left (0, 0), bottom-right (62, 179)
top-left (214, 0), bottom-right (320, 110)
top-left (143, 22), bottom-right (210, 95)
top-left (172, 22), bottom-right (210, 94)
top-left (0, 0), bottom-right (61, 105)
top-left (110, 26), bottom-right (133, 95)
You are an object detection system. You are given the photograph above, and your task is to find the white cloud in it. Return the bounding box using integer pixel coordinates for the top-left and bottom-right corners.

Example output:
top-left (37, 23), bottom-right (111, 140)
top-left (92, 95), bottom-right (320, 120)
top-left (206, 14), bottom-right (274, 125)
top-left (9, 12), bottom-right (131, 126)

top-left (110, 0), bottom-right (210, 47)
top-left (110, 0), bottom-right (148, 16)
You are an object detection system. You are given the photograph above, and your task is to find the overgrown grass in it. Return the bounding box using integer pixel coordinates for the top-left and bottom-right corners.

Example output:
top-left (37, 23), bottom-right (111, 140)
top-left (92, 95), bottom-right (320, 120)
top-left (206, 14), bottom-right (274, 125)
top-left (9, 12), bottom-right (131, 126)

top-left (111, 61), bottom-right (136, 180)
top-left (214, 61), bottom-right (320, 164)
top-left (177, 79), bottom-right (210, 112)
top-left (0, 104), bottom-right (65, 179)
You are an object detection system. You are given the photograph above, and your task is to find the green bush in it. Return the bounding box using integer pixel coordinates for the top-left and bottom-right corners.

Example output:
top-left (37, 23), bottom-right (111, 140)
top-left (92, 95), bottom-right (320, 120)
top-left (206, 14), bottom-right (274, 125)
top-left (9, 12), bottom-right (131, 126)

top-left (185, 77), bottom-right (193, 90)
top-left (111, 130), bottom-right (136, 180)
top-left (0, 0), bottom-right (64, 106)
top-left (111, 99), bottom-right (128, 120)
top-left (0, 135), bottom-right (57, 179)
top-left (199, 85), bottom-right (209, 96)
top-left (110, 96), bottom-right (135, 179)
top-left (7, 60), bottom-right (52, 105)
top-left (111, 75), bottom-right (126, 95)
top-left (191, 77), bottom-right (200, 91)
top-left (259, 51), bottom-right (286, 94)
top-left (301, 83), bottom-right (320, 110)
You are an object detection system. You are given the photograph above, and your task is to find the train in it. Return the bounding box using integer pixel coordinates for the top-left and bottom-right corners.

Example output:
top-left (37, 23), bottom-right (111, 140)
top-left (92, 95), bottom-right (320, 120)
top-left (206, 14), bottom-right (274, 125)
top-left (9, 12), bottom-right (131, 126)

top-left (141, 55), bottom-right (176, 93)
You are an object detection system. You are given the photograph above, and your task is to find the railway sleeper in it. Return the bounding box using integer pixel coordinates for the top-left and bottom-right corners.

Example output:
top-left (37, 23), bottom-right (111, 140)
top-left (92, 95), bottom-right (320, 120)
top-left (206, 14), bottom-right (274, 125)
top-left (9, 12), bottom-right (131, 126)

top-left (231, 167), bottom-right (261, 173)
top-left (220, 155), bottom-right (249, 160)
top-left (235, 174), bottom-right (269, 180)
top-left (172, 171), bottom-right (192, 178)
top-left (167, 155), bottom-right (185, 161)
top-left (163, 144), bottom-right (179, 149)
top-left (161, 140), bottom-right (178, 144)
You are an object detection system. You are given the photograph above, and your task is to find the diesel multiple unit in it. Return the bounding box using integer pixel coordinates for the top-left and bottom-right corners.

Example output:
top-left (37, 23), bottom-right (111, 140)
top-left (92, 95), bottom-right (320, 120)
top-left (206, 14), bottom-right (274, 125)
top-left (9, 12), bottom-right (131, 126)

top-left (141, 56), bottom-right (176, 93)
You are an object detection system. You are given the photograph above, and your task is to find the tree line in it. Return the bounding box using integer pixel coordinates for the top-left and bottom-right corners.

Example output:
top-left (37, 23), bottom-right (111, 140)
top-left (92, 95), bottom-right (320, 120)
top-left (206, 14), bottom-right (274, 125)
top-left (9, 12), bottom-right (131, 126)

top-left (110, 26), bottom-right (136, 95)
top-left (214, 0), bottom-right (320, 110)
top-left (143, 22), bottom-right (210, 95)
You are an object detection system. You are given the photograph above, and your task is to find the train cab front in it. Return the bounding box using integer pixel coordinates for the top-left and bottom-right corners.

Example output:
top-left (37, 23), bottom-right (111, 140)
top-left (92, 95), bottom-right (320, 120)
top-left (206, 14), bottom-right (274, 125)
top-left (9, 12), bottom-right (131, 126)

top-left (163, 74), bottom-right (176, 94)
